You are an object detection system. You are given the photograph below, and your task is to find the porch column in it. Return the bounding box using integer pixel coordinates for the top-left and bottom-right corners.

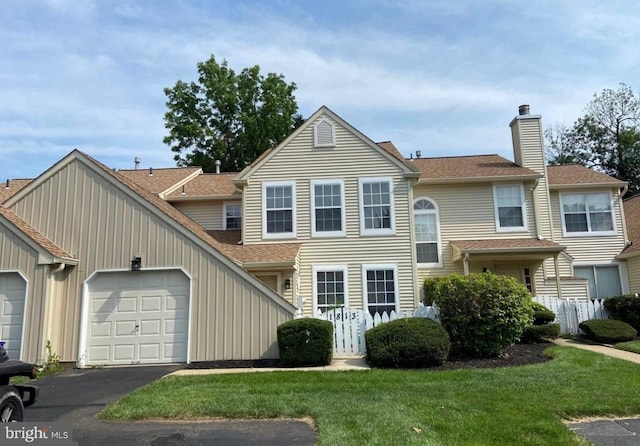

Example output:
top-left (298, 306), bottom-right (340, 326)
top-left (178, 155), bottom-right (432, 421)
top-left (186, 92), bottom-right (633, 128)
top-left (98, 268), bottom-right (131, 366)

top-left (553, 255), bottom-right (563, 299)
top-left (463, 253), bottom-right (470, 275)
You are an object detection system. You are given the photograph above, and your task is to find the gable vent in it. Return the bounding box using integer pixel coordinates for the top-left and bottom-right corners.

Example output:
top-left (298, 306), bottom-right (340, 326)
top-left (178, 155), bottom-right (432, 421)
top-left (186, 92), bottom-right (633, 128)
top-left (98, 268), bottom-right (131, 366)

top-left (314, 118), bottom-right (335, 147)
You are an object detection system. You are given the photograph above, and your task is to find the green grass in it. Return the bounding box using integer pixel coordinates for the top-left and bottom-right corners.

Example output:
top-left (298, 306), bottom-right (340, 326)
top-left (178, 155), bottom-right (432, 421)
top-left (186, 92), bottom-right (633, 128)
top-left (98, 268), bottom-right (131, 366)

top-left (101, 347), bottom-right (640, 445)
top-left (615, 340), bottom-right (640, 354)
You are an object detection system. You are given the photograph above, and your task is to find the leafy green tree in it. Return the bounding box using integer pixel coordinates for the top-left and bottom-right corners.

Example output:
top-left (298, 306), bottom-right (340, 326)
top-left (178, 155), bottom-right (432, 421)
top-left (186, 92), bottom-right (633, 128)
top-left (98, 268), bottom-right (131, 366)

top-left (545, 83), bottom-right (640, 196)
top-left (164, 55), bottom-right (303, 172)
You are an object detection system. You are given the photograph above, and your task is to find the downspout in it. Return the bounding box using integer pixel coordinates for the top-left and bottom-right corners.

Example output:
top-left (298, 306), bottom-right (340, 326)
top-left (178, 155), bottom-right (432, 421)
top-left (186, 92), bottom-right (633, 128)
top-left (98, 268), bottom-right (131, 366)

top-left (407, 178), bottom-right (419, 306)
top-left (618, 185), bottom-right (630, 245)
top-left (553, 255), bottom-right (563, 300)
top-left (530, 179), bottom-right (543, 240)
top-left (463, 252), bottom-right (470, 276)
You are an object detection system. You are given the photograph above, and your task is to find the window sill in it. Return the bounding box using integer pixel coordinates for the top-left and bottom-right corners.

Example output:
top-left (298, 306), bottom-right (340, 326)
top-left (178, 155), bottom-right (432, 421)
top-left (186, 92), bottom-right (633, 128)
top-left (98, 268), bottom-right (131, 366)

top-left (262, 233), bottom-right (297, 240)
top-left (561, 231), bottom-right (618, 238)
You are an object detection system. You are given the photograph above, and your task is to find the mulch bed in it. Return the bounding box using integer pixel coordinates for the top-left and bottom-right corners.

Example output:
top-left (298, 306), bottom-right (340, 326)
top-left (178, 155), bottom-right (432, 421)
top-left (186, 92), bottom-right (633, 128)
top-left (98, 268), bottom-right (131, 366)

top-left (188, 343), bottom-right (553, 370)
top-left (433, 342), bottom-right (553, 371)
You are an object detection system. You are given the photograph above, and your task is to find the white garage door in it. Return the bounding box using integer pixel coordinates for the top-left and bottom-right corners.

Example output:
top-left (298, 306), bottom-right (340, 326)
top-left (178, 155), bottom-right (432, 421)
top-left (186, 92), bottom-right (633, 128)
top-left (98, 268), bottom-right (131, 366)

top-left (85, 270), bottom-right (189, 366)
top-left (0, 273), bottom-right (26, 360)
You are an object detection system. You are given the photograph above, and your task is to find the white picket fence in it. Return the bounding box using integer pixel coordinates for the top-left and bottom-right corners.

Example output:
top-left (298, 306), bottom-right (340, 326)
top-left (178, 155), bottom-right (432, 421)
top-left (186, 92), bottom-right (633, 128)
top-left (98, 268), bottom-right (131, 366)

top-left (316, 305), bottom-right (439, 357)
top-left (532, 296), bottom-right (609, 334)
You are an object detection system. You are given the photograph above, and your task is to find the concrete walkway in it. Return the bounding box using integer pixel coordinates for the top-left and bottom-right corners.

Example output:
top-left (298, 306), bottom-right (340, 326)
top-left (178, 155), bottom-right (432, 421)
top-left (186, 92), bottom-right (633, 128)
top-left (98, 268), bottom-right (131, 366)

top-left (554, 338), bottom-right (640, 445)
top-left (171, 357), bottom-right (370, 376)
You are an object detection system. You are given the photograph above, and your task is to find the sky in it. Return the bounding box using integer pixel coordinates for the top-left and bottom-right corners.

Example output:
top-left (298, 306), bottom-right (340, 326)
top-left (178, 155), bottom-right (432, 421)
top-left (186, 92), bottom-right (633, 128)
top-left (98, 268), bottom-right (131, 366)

top-left (1, 0), bottom-right (639, 179)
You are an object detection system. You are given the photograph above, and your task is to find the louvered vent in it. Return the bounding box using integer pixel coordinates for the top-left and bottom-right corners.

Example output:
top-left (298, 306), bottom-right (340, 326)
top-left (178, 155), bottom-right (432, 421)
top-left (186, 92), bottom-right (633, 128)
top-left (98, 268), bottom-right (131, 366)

top-left (314, 118), bottom-right (335, 147)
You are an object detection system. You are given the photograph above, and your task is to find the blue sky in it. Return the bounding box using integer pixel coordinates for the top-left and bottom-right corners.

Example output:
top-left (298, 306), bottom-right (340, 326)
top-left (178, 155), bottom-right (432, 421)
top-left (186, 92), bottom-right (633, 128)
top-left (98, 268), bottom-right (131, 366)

top-left (1, 0), bottom-right (639, 179)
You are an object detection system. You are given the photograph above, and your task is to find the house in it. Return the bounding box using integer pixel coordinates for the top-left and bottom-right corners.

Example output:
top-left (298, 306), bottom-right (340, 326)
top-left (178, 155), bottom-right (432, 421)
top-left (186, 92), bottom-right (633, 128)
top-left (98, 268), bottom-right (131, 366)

top-left (0, 104), bottom-right (631, 366)
top-left (621, 194), bottom-right (640, 292)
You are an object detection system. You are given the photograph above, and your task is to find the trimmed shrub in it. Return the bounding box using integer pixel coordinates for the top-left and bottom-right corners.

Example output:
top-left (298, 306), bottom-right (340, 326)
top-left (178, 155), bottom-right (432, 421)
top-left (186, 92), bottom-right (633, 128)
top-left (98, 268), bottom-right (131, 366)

top-left (532, 302), bottom-right (555, 325)
top-left (424, 272), bottom-right (534, 357)
top-left (521, 323), bottom-right (561, 343)
top-left (603, 295), bottom-right (640, 332)
top-left (579, 319), bottom-right (637, 344)
top-left (277, 318), bottom-right (333, 367)
top-left (365, 317), bottom-right (450, 368)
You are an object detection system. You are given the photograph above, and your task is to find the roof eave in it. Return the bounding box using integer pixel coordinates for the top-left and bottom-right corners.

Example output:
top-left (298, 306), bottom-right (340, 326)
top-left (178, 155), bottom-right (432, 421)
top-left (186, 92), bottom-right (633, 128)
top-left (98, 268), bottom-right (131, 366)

top-left (242, 260), bottom-right (297, 269)
top-left (165, 194), bottom-right (240, 202)
top-left (550, 183), bottom-right (627, 190)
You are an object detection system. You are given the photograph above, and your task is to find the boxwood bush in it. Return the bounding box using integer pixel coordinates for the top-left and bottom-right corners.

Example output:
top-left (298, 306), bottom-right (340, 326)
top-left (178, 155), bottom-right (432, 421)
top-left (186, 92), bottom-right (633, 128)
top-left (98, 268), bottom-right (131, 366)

top-left (277, 318), bottom-right (333, 367)
top-left (424, 273), bottom-right (534, 357)
top-left (365, 317), bottom-right (450, 368)
top-left (603, 295), bottom-right (640, 332)
top-left (521, 323), bottom-right (561, 343)
top-left (579, 319), bottom-right (637, 344)
top-left (532, 302), bottom-right (555, 325)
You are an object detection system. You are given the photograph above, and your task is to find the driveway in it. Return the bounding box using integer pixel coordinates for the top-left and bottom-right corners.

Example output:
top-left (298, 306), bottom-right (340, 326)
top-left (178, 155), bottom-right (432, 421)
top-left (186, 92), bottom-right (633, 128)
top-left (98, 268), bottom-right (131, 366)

top-left (24, 366), bottom-right (316, 445)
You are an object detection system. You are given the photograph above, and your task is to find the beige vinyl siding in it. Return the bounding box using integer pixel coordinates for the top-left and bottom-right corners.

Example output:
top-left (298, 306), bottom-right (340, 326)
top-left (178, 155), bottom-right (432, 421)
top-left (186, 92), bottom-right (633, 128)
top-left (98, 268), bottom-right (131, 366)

top-left (627, 257), bottom-right (640, 292)
top-left (550, 189), bottom-right (627, 265)
top-left (0, 224), bottom-right (51, 363)
top-left (9, 159), bottom-right (293, 362)
top-left (413, 182), bottom-right (537, 283)
top-left (511, 117), bottom-right (553, 240)
top-left (172, 201), bottom-right (223, 230)
top-left (243, 116), bottom-right (415, 314)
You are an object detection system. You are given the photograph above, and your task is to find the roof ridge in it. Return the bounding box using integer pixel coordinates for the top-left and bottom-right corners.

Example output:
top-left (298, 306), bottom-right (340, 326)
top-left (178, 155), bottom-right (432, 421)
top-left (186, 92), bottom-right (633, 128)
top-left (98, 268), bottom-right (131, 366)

top-left (408, 153), bottom-right (502, 160)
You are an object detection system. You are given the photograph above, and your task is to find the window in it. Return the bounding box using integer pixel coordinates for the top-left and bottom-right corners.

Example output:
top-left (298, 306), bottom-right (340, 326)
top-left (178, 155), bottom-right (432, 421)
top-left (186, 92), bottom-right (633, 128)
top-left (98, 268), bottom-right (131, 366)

top-left (414, 198), bottom-right (441, 265)
top-left (313, 118), bottom-right (335, 147)
top-left (359, 177), bottom-right (394, 235)
top-left (262, 181), bottom-right (296, 238)
top-left (363, 265), bottom-right (398, 316)
top-left (313, 266), bottom-right (347, 314)
top-left (493, 184), bottom-right (526, 231)
top-left (561, 193), bottom-right (615, 235)
top-left (311, 180), bottom-right (345, 236)
top-left (574, 265), bottom-right (622, 300)
top-left (223, 203), bottom-right (241, 230)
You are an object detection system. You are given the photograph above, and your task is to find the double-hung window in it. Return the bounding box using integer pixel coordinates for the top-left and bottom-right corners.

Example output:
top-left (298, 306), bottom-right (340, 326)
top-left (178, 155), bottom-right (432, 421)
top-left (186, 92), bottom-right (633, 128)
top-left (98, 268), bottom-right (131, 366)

top-left (223, 203), bottom-right (241, 230)
top-left (561, 193), bottom-right (615, 235)
top-left (359, 177), bottom-right (394, 235)
top-left (574, 265), bottom-right (622, 300)
top-left (313, 266), bottom-right (347, 314)
top-left (493, 184), bottom-right (526, 231)
top-left (414, 198), bottom-right (441, 265)
top-left (311, 180), bottom-right (345, 237)
top-left (263, 181), bottom-right (295, 238)
top-left (363, 264), bottom-right (398, 316)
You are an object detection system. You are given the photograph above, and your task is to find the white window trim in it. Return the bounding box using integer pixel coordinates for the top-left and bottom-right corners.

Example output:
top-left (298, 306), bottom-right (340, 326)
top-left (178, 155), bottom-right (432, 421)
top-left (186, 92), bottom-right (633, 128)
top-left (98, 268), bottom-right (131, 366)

top-left (313, 117), bottom-right (336, 147)
top-left (310, 179), bottom-right (346, 238)
top-left (493, 183), bottom-right (527, 233)
top-left (223, 201), bottom-right (242, 231)
top-left (572, 262), bottom-right (627, 299)
top-left (262, 180), bottom-right (296, 239)
top-left (312, 265), bottom-right (349, 316)
top-left (361, 263), bottom-right (400, 315)
top-left (413, 197), bottom-right (443, 268)
top-left (358, 177), bottom-right (395, 236)
top-left (559, 191), bottom-right (617, 237)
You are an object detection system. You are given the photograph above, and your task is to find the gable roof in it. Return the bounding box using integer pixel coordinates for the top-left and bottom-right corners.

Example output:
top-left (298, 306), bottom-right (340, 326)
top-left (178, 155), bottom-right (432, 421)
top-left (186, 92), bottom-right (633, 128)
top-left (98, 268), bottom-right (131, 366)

top-left (207, 230), bottom-right (300, 266)
top-left (547, 164), bottom-right (626, 188)
top-left (166, 173), bottom-right (239, 200)
top-left (5, 150), bottom-right (295, 312)
top-left (0, 205), bottom-right (76, 264)
top-left (119, 166), bottom-right (202, 195)
top-left (0, 179), bottom-right (33, 203)
top-left (410, 154), bottom-right (540, 183)
top-left (376, 141), bottom-right (405, 163)
top-left (620, 195), bottom-right (640, 258)
top-left (236, 106), bottom-right (419, 181)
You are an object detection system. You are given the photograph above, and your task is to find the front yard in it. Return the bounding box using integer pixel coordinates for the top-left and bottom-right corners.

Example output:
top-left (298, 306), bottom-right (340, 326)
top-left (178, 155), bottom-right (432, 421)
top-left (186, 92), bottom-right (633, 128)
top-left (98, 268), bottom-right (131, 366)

top-left (101, 346), bottom-right (640, 445)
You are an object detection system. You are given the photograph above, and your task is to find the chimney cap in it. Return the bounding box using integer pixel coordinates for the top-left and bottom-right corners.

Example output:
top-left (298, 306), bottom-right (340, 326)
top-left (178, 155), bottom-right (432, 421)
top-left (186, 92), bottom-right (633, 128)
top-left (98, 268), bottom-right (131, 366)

top-left (518, 104), bottom-right (530, 116)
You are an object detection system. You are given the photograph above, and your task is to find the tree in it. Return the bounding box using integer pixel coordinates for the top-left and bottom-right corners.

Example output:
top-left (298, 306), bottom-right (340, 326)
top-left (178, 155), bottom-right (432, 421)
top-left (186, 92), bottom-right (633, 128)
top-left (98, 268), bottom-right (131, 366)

top-left (164, 55), bottom-right (303, 172)
top-left (545, 83), bottom-right (640, 196)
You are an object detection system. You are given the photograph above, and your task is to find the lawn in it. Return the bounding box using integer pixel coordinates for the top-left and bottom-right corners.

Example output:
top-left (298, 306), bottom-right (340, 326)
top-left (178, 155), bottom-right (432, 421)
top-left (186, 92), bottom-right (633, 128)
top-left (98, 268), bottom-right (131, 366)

top-left (615, 340), bottom-right (640, 354)
top-left (101, 346), bottom-right (640, 445)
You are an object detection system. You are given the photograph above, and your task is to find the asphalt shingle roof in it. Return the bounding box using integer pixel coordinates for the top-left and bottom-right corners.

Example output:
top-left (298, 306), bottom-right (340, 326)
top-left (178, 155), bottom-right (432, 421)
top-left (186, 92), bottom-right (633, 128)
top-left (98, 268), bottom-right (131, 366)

top-left (409, 154), bottom-right (540, 180)
top-left (166, 173), bottom-right (239, 199)
top-left (0, 179), bottom-right (33, 203)
top-left (547, 164), bottom-right (626, 187)
top-left (119, 167), bottom-right (201, 194)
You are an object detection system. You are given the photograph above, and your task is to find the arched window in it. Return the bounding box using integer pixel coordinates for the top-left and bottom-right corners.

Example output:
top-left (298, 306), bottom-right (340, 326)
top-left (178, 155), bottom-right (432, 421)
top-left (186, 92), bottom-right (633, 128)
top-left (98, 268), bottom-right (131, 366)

top-left (414, 198), bottom-right (441, 265)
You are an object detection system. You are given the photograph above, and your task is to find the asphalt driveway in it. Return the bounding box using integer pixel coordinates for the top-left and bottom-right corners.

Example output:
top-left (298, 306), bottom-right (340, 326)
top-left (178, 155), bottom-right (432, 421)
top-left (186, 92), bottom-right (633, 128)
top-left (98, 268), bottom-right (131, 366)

top-left (24, 365), bottom-right (315, 445)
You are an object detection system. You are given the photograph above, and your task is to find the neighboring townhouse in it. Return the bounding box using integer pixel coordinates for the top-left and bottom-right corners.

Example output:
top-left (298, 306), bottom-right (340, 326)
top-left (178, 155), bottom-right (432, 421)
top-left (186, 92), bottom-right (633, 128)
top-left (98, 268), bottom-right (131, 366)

top-left (0, 104), bottom-right (632, 366)
top-left (621, 195), bottom-right (640, 292)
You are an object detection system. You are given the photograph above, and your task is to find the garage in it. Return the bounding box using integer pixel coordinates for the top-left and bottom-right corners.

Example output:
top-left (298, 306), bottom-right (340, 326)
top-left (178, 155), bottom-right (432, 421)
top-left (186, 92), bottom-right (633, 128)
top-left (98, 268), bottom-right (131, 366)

top-left (84, 269), bottom-right (189, 366)
top-left (0, 272), bottom-right (26, 360)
